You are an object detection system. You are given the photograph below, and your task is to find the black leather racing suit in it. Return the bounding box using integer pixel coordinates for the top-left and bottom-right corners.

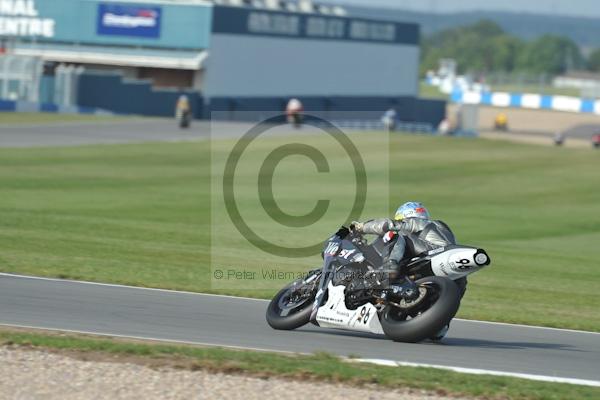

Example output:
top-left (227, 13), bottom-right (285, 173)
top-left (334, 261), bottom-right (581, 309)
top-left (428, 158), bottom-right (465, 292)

top-left (359, 217), bottom-right (467, 296)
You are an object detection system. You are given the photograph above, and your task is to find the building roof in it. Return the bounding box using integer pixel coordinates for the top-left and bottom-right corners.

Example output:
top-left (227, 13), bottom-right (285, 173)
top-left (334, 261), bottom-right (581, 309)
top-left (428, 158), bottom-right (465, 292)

top-left (13, 43), bottom-right (208, 70)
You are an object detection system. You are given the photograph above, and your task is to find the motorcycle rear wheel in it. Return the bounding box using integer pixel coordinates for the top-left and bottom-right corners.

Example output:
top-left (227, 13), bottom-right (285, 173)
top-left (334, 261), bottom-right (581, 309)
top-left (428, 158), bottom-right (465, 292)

top-left (380, 276), bottom-right (460, 343)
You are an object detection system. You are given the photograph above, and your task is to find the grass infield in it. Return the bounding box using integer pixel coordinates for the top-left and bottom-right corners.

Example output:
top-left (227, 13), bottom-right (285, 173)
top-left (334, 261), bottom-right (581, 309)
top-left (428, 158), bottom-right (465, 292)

top-left (1, 329), bottom-right (598, 400)
top-left (0, 133), bottom-right (599, 331)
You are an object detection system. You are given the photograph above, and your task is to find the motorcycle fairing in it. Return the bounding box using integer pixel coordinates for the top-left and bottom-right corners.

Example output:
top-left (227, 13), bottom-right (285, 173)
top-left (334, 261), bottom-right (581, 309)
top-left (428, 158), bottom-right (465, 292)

top-left (310, 233), bottom-right (366, 322)
top-left (315, 282), bottom-right (384, 335)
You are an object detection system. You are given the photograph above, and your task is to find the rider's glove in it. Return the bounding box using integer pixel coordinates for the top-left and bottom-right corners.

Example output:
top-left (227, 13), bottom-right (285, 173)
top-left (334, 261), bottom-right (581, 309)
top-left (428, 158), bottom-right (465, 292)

top-left (335, 226), bottom-right (350, 239)
top-left (350, 221), bottom-right (364, 233)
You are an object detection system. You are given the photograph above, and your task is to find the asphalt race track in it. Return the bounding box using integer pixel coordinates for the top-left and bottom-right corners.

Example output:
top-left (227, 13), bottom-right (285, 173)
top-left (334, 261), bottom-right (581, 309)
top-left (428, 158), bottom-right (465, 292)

top-left (0, 119), bottom-right (316, 148)
top-left (1, 274), bottom-right (599, 386)
top-left (2, 118), bottom-right (597, 149)
top-left (0, 119), bottom-right (203, 147)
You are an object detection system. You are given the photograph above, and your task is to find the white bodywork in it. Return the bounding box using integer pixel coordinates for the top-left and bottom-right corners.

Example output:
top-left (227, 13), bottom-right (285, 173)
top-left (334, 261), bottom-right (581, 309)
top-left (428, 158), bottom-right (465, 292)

top-left (315, 282), bottom-right (384, 335)
top-left (430, 247), bottom-right (488, 280)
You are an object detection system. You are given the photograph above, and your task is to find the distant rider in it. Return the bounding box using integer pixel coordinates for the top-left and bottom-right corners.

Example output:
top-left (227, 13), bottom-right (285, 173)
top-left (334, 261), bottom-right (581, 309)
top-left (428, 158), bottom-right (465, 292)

top-left (176, 94), bottom-right (190, 116)
top-left (175, 94), bottom-right (191, 128)
top-left (286, 98), bottom-right (304, 127)
top-left (381, 108), bottom-right (397, 132)
top-left (351, 202), bottom-right (465, 340)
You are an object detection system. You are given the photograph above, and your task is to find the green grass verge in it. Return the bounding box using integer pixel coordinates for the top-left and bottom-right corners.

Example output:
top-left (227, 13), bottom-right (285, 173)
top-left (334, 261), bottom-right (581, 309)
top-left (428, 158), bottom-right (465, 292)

top-left (0, 134), bottom-right (599, 330)
top-left (1, 330), bottom-right (598, 400)
top-left (0, 112), bottom-right (127, 124)
top-left (419, 82), bottom-right (586, 99)
top-left (489, 84), bottom-right (582, 98)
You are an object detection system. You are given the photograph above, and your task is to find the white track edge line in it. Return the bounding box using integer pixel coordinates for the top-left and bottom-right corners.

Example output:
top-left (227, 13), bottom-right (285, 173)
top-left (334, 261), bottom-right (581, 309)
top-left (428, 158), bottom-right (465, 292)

top-left (352, 359), bottom-right (600, 387)
top-left (0, 272), bottom-right (267, 302)
top-left (2, 323), bottom-right (597, 388)
top-left (452, 318), bottom-right (600, 335)
top-left (2, 272), bottom-right (599, 335)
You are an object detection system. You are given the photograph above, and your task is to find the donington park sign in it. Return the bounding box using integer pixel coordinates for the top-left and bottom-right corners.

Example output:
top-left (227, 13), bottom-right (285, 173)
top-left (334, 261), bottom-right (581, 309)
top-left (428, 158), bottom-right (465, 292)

top-left (0, 0), bottom-right (55, 38)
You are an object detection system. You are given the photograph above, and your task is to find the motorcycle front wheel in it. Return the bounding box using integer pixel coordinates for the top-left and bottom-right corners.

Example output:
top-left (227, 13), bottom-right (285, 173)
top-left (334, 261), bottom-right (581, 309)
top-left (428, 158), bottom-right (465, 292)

top-left (380, 276), bottom-right (460, 343)
top-left (266, 274), bottom-right (318, 330)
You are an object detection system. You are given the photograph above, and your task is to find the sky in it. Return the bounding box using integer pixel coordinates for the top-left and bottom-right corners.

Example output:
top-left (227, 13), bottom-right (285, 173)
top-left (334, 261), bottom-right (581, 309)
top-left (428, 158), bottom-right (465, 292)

top-left (322, 0), bottom-right (600, 19)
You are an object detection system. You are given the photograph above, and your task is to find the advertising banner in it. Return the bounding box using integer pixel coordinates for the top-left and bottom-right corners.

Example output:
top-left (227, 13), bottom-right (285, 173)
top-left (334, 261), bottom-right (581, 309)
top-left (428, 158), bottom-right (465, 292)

top-left (97, 3), bottom-right (161, 38)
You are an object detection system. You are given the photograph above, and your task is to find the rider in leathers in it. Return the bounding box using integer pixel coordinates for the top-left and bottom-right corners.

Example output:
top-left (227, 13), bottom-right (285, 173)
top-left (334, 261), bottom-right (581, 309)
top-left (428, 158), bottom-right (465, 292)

top-left (352, 202), bottom-right (466, 340)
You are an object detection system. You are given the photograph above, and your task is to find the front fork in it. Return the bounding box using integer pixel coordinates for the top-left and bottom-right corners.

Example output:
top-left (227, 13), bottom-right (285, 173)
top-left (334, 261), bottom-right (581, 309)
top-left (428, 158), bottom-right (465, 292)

top-left (309, 258), bottom-right (336, 323)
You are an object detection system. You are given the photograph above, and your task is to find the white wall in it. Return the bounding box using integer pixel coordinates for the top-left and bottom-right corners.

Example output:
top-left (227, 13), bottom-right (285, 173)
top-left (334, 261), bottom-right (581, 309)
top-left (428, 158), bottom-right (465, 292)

top-left (203, 34), bottom-right (419, 98)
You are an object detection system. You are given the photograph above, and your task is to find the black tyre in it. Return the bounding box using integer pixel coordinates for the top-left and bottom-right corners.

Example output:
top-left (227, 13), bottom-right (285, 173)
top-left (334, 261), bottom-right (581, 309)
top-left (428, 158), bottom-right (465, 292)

top-left (380, 276), bottom-right (460, 343)
top-left (266, 278), bottom-right (317, 330)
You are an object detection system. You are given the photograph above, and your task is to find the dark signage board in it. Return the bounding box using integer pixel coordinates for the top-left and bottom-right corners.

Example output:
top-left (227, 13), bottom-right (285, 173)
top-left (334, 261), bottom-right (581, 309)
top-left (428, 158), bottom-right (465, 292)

top-left (212, 6), bottom-right (419, 46)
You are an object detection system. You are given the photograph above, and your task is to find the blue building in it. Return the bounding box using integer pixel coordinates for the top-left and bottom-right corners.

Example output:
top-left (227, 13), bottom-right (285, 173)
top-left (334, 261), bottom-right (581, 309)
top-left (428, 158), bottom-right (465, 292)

top-left (1, 0), bottom-right (444, 123)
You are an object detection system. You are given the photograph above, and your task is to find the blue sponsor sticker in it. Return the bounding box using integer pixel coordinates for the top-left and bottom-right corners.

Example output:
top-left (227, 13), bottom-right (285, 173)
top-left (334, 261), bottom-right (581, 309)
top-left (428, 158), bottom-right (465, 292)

top-left (97, 3), bottom-right (161, 38)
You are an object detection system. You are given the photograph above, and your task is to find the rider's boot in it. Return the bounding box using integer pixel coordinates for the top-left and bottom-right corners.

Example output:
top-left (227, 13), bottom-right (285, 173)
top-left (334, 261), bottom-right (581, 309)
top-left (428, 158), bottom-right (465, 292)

top-left (387, 259), bottom-right (420, 300)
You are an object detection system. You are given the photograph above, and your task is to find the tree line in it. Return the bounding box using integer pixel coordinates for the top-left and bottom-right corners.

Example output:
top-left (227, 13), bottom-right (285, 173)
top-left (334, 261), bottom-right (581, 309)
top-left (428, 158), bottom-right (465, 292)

top-left (421, 20), bottom-right (600, 76)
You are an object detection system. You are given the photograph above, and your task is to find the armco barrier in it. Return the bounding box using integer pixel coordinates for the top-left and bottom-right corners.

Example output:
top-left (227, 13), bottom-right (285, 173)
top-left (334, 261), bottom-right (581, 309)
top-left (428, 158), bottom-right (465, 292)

top-left (3, 88), bottom-right (447, 127)
top-left (451, 90), bottom-right (600, 115)
top-left (330, 120), bottom-right (435, 133)
top-left (208, 96), bottom-right (446, 126)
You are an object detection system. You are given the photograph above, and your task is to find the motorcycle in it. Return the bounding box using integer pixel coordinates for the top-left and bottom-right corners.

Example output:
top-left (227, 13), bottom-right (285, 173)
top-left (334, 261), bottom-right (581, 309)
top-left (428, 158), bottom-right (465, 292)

top-left (177, 109), bottom-right (191, 129)
top-left (266, 226), bottom-right (491, 342)
top-left (287, 111), bottom-right (303, 128)
top-left (493, 113), bottom-right (508, 132)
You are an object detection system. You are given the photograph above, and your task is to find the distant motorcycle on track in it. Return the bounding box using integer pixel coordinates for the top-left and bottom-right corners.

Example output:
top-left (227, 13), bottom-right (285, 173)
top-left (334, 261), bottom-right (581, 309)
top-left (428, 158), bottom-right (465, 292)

top-left (266, 226), bottom-right (491, 342)
top-left (177, 109), bottom-right (191, 129)
top-left (175, 94), bottom-right (192, 129)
